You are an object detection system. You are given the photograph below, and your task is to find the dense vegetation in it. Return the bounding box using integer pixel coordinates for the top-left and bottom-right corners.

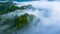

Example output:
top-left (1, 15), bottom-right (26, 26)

top-left (0, 13), bottom-right (34, 34)
top-left (16, 13), bottom-right (34, 29)
top-left (0, 1), bottom-right (34, 34)
top-left (0, 1), bottom-right (26, 15)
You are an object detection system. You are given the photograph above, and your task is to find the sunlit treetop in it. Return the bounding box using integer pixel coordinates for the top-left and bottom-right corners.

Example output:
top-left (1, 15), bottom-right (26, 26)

top-left (15, 13), bottom-right (34, 29)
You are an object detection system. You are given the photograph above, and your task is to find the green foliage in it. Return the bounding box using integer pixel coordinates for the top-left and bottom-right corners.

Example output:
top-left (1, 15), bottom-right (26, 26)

top-left (0, 13), bottom-right (34, 34)
top-left (15, 13), bottom-right (34, 29)
top-left (0, 1), bottom-right (34, 34)
top-left (16, 13), bottom-right (29, 28)
top-left (19, 6), bottom-right (26, 10)
top-left (0, 2), bottom-right (26, 15)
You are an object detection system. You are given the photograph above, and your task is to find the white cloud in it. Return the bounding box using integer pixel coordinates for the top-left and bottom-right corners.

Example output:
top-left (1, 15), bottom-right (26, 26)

top-left (4, 1), bottom-right (60, 34)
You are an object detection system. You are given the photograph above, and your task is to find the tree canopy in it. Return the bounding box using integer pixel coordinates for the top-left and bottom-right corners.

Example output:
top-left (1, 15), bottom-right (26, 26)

top-left (0, 1), bottom-right (26, 15)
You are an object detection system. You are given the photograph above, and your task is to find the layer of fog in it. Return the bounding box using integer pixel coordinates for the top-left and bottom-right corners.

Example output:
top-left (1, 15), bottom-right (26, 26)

top-left (0, 1), bottom-right (60, 34)
top-left (13, 1), bottom-right (60, 34)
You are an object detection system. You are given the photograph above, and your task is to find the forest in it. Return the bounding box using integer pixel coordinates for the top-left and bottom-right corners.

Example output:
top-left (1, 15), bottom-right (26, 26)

top-left (0, 1), bottom-right (34, 34)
